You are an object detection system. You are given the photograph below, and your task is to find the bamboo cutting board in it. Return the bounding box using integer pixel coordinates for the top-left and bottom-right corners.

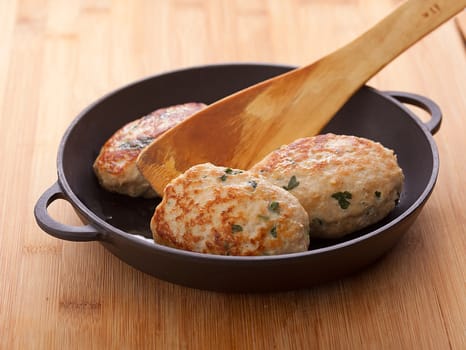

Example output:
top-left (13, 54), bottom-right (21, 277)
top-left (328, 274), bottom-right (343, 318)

top-left (1, 1), bottom-right (465, 349)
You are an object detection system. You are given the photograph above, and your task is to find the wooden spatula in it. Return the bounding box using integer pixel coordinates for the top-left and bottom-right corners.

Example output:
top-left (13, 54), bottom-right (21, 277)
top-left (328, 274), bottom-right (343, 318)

top-left (138, 0), bottom-right (466, 195)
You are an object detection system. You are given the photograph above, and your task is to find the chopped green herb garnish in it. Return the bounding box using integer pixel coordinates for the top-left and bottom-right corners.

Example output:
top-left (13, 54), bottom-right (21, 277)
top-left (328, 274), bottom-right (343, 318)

top-left (270, 225), bottom-right (278, 238)
top-left (331, 191), bottom-right (352, 209)
top-left (268, 201), bottom-right (280, 213)
top-left (375, 191), bottom-right (381, 198)
top-left (257, 215), bottom-right (270, 221)
top-left (231, 224), bottom-right (243, 233)
top-left (248, 180), bottom-right (258, 189)
top-left (119, 136), bottom-right (154, 150)
top-left (283, 175), bottom-right (299, 191)
top-left (221, 168), bottom-right (244, 182)
top-left (225, 168), bottom-right (243, 175)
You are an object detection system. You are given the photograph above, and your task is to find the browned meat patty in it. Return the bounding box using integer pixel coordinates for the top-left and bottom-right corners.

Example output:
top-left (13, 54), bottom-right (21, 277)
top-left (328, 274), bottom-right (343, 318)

top-left (93, 102), bottom-right (206, 197)
top-left (250, 134), bottom-right (404, 239)
top-left (151, 163), bottom-right (310, 256)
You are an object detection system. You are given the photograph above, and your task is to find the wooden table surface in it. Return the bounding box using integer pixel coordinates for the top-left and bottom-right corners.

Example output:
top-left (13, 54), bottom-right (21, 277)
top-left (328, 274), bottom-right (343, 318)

top-left (1, 0), bottom-right (465, 349)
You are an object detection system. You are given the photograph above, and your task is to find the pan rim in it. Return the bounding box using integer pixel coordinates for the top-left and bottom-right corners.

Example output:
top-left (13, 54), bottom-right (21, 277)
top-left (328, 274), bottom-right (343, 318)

top-left (57, 62), bottom-right (440, 262)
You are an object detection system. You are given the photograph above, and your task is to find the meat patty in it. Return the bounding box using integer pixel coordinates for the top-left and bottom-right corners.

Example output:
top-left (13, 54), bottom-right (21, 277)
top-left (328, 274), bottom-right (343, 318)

top-left (93, 102), bottom-right (206, 197)
top-left (151, 163), bottom-right (310, 256)
top-left (250, 133), bottom-right (404, 239)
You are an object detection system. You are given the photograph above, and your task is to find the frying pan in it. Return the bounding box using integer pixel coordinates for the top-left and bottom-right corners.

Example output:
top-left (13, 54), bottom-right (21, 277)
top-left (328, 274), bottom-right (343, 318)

top-left (34, 64), bottom-right (441, 292)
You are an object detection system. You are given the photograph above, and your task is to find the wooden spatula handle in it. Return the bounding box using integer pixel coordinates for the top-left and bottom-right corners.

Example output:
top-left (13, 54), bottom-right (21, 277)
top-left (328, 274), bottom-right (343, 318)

top-left (137, 0), bottom-right (465, 194)
top-left (265, 0), bottom-right (466, 148)
top-left (334, 0), bottom-right (466, 83)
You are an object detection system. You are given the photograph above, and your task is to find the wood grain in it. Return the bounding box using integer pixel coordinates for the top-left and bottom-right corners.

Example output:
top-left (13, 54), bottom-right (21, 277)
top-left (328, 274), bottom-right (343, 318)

top-left (137, 0), bottom-right (466, 194)
top-left (1, 1), bottom-right (465, 349)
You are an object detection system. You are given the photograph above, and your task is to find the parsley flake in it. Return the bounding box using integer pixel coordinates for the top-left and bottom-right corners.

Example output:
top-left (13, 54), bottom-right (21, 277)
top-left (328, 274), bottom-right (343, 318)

top-left (248, 180), bottom-right (258, 189)
top-left (231, 224), bottom-right (243, 233)
top-left (270, 225), bottom-right (278, 238)
top-left (219, 174), bottom-right (227, 181)
top-left (268, 201), bottom-right (280, 213)
top-left (119, 137), bottom-right (154, 150)
top-left (331, 191), bottom-right (352, 209)
top-left (283, 175), bottom-right (299, 191)
top-left (375, 191), bottom-right (381, 198)
top-left (225, 168), bottom-right (243, 175)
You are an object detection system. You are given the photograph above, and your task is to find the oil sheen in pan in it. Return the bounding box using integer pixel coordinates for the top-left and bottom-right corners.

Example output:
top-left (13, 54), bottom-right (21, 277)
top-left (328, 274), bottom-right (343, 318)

top-left (98, 190), bottom-right (158, 237)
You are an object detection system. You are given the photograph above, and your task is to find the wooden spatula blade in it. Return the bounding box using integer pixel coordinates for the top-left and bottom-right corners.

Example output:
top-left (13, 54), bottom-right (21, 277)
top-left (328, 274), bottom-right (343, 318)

top-left (136, 64), bottom-right (349, 194)
top-left (137, 0), bottom-right (466, 195)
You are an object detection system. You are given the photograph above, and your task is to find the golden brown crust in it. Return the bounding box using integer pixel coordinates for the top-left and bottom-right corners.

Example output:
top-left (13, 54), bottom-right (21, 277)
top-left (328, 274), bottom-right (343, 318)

top-left (251, 133), bottom-right (404, 239)
top-left (93, 102), bottom-right (206, 197)
top-left (151, 163), bottom-right (310, 256)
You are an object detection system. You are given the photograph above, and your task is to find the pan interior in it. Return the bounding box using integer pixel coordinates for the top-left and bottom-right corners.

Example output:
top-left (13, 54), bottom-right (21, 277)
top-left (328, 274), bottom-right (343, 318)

top-left (60, 64), bottom-right (435, 248)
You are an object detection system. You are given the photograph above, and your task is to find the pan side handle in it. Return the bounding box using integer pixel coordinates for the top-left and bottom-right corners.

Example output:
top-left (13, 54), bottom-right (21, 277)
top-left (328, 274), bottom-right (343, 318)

top-left (34, 182), bottom-right (102, 242)
top-left (384, 91), bottom-right (442, 135)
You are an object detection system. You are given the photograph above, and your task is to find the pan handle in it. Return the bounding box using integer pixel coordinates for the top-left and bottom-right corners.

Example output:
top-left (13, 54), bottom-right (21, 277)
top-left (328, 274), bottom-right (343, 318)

top-left (34, 182), bottom-right (102, 242)
top-left (384, 91), bottom-right (442, 135)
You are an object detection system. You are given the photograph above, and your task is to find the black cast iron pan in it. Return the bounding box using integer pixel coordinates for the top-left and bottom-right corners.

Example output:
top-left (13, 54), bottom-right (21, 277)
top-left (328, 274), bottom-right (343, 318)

top-left (34, 64), bottom-right (441, 292)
